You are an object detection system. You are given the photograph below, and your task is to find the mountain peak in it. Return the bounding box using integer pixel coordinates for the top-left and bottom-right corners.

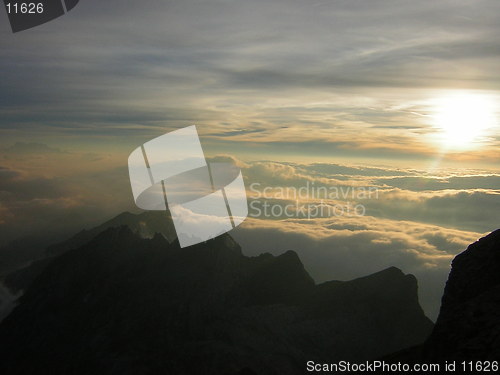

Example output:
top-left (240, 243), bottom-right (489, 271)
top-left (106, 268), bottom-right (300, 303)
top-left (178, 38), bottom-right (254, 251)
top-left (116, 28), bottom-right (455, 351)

top-left (46, 211), bottom-right (177, 257)
top-left (445, 228), bottom-right (500, 304)
top-left (0, 224), bottom-right (433, 374)
top-left (423, 229), bottom-right (500, 361)
top-left (374, 266), bottom-right (405, 277)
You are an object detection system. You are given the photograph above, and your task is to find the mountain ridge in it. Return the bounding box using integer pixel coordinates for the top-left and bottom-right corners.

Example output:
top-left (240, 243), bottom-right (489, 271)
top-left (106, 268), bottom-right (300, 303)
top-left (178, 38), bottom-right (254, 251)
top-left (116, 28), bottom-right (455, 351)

top-left (0, 224), bottom-right (433, 375)
top-left (383, 228), bottom-right (500, 366)
top-left (422, 228), bottom-right (500, 361)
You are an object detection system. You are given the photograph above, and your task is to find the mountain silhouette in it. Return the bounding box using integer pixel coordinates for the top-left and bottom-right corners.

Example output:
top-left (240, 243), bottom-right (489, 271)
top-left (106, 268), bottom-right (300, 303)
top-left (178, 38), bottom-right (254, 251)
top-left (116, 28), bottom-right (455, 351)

top-left (3, 211), bottom-right (176, 294)
top-left (0, 214), bottom-right (433, 375)
top-left (423, 229), bottom-right (500, 361)
top-left (0, 236), bottom-right (53, 277)
top-left (383, 229), bottom-right (500, 367)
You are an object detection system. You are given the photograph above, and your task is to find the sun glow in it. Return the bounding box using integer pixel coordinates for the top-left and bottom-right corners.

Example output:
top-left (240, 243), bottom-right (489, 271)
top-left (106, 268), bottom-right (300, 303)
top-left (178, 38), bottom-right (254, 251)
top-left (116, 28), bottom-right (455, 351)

top-left (431, 93), bottom-right (497, 150)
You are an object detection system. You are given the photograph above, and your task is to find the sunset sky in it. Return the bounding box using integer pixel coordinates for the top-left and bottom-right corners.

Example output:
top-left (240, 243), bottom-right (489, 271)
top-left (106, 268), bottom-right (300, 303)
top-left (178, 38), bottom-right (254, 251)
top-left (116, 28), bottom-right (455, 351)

top-left (1, 0), bottom-right (499, 319)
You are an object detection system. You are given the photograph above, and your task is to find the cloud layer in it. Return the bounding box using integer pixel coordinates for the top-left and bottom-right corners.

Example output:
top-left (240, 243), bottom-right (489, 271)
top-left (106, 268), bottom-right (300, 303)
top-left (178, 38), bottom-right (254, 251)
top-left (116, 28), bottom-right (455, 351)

top-left (231, 215), bottom-right (480, 320)
top-left (1, 146), bottom-right (496, 320)
top-left (1, 0), bottom-right (499, 162)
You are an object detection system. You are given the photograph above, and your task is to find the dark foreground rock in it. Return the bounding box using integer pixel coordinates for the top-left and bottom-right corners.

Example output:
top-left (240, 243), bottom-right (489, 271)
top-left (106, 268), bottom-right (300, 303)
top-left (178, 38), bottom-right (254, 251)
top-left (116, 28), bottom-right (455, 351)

top-left (0, 225), bottom-right (432, 375)
top-left (384, 229), bottom-right (500, 369)
top-left (423, 229), bottom-right (500, 361)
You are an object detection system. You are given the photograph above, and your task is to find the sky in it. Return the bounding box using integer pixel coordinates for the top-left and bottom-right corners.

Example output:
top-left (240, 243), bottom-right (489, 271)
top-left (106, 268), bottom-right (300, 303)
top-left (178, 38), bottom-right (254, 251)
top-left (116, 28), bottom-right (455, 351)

top-left (1, 0), bottom-right (500, 320)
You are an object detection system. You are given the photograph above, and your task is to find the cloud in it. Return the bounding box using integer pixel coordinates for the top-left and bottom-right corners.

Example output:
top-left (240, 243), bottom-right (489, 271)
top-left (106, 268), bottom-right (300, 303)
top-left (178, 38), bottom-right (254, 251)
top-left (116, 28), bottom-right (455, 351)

top-left (223, 156), bottom-right (497, 319)
top-left (3, 142), bottom-right (66, 154)
top-left (1, 0), bottom-right (499, 162)
top-left (236, 159), bottom-right (499, 232)
top-left (378, 175), bottom-right (500, 191)
top-left (365, 188), bottom-right (500, 233)
top-left (0, 149), bottom-right (496, 246)
top-left (0, 0), bottom-right (498, 327)
top-left (0, 146), bottom-right (495, 321)
top-left (231, 215), bottom-right (483, 320)
top-left (0, 146), bottom-right (137, 245)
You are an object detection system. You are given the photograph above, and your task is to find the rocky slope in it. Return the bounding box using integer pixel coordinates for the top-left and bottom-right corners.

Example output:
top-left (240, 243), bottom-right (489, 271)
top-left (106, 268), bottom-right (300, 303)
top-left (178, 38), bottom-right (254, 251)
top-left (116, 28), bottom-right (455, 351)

top-left (2, 211), bottom-right (175, 294)
top-left (0, 226), bottom-right (432, 375)
top-left (423, 229), bottom-right (500, 361)
top-left (383, 229), bottom-right (500, 366)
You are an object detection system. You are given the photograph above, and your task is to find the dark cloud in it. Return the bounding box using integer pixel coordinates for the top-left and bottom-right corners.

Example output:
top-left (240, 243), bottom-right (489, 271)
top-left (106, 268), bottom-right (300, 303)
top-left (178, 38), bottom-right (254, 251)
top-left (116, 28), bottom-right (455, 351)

top-left (3, 142), bottom-right (65, 154)
top-left (0, 161), bottom-right (136, 246)
top-left (379, 175), bottom-right (500, 191)
top-left (302, 163), bottom-right (415, 177)
top-left (1, 0), bottom-right (499, 152)
top-left (365, 189), bottom-right (500, 233)
top-left (0, 167), bottom-right (20, 179)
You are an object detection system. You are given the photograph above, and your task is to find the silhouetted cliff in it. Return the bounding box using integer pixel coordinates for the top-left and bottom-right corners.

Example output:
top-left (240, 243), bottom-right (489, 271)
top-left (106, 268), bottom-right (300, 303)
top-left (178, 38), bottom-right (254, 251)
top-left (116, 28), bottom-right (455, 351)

top-left (0, 221), bottom-right (432, 375)
top-left (423, 229), bottom-right (500, 361)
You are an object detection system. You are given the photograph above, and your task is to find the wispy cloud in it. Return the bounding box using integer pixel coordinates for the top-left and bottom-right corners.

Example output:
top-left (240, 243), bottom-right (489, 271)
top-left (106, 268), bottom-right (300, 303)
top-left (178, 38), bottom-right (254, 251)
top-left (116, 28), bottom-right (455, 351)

top-left (1, 0), bottom-right (499, 162)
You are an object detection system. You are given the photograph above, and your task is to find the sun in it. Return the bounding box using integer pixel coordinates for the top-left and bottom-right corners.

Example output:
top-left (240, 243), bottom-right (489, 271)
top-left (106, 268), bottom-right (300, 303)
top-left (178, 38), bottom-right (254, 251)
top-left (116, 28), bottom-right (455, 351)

top-left (431, 93), bottom-right (497, 150)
